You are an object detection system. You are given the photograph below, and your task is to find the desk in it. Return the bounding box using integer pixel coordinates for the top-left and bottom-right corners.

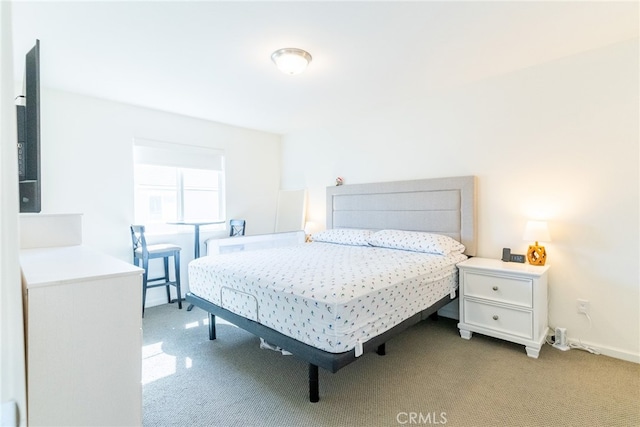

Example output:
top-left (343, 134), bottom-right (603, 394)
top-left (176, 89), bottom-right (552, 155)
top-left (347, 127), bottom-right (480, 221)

top-left (168, 220), bottom-right (225, 311)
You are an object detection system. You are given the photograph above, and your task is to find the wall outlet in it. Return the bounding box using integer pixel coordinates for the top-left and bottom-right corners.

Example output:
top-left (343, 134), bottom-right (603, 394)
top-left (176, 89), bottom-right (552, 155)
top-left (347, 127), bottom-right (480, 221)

top-left (577, 299), bottom-right (590, 315)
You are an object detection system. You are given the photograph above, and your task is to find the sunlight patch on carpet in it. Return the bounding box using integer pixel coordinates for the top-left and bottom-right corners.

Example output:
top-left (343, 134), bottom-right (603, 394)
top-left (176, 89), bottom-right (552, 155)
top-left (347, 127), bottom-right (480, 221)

top-left (185, 321), bottom-right (200, 329)
top-left (142, 342), bottom-right (176, 385)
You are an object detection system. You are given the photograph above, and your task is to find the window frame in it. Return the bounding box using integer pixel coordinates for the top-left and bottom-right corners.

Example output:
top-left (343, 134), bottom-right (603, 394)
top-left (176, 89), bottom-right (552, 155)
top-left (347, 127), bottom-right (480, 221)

top-left (133, 139), bottom-right (226, 235)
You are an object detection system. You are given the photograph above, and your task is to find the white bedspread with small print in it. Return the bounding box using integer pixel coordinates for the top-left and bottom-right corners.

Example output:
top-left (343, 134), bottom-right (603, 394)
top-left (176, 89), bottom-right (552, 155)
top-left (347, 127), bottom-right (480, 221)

top-left (189, 242), bottom-right (466, 353)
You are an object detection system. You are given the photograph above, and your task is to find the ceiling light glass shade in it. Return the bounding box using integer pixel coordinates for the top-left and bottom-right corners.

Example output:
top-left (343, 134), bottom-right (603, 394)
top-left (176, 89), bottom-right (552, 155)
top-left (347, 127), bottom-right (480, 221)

top-left (271, 48), bottom-right (312, 75)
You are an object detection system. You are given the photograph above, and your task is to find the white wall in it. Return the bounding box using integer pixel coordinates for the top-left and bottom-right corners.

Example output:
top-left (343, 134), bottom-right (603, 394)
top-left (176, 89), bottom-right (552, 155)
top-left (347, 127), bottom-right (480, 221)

top-left (38, 89), bottom-right (281, 305)
top-left (1, 1), bottom-right (28, 425)
top-left (281, 40), bottom-right (639, 362)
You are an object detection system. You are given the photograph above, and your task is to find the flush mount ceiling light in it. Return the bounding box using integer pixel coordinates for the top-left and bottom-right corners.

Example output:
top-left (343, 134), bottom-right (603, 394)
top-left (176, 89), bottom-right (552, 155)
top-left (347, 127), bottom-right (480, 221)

top-left (271, 48), bottom-right (312, 75)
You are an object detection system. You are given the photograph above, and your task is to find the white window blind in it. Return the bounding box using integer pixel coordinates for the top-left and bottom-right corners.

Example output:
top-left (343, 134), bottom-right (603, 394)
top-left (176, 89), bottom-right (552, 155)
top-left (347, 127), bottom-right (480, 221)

top-left (133, 138), bottom-right (224, 171)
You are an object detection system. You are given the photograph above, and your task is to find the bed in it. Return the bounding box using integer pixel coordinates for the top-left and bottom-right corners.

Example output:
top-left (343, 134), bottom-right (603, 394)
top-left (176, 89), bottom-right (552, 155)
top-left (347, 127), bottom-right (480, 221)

top-left (186, 176), bottom-right (477, 402)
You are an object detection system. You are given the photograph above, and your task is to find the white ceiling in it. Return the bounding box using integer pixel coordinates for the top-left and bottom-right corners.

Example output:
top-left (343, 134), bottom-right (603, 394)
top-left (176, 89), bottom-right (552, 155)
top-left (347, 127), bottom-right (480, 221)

top-left (11, 1), bottom-right (638, 135)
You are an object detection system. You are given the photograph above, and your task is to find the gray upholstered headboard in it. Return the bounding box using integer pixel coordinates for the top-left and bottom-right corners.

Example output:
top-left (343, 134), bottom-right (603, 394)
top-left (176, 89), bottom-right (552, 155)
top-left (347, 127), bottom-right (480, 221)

top-left (326, 176), bottom-right (477, 256)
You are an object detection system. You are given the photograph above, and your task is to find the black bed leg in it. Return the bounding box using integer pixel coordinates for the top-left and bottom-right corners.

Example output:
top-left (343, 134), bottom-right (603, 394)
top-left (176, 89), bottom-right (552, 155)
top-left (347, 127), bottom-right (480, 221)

top-left (209, 313), bottom-right (216, 340)
top-left (376, 343), bottom-right (386, 356)
top-left (429, 312), bottom-right (439, 321)
top-left (309, 364), bottom-right (319, 403)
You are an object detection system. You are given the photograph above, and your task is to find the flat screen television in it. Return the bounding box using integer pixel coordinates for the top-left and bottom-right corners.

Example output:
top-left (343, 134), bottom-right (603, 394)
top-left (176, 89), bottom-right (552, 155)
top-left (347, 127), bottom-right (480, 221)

top-left (16, 39), bottom-right (41, 213)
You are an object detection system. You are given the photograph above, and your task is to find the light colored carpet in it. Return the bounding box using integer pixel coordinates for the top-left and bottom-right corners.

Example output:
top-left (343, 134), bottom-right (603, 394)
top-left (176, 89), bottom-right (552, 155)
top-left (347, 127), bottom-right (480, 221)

top-left (142, 303), bottom-right (639, 427)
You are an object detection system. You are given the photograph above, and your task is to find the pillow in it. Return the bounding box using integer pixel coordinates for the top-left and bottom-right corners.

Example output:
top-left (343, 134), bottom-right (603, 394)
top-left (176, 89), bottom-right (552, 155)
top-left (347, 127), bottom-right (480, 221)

top-left (367, 229), bottom-right (465, 255)
top-left (311, 228), bottom-right (374, 246)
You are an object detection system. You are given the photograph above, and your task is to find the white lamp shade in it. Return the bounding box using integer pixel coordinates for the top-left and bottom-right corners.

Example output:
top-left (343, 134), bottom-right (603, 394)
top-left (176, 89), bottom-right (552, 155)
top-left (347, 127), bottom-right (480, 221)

top-left (523, 220), bottom-right (551, 243)
top-left (304, 221), bottom-right (319, 234)
top-left (271, 48), bottom-right (312, 75)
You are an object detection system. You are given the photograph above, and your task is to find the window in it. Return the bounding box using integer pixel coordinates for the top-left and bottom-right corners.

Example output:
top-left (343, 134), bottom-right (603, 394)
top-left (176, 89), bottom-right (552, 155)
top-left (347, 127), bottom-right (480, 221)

top-left (133, 139), bottom-right (225, 233)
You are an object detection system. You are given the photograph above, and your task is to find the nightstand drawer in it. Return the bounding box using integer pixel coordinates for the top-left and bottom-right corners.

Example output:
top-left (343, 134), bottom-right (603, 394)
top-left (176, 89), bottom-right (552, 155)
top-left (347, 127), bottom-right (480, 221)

top-left (463, 271), bottom-right (532, 308)
top-left (463, 299), bottom-right (533, 339)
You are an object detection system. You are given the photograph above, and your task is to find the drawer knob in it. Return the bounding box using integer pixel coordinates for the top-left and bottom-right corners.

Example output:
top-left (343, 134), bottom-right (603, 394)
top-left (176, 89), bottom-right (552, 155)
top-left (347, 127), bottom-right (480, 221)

top-left (492, 315), bottom-right (499, 321)
top-left (492, 286), bottom-right (498, 291)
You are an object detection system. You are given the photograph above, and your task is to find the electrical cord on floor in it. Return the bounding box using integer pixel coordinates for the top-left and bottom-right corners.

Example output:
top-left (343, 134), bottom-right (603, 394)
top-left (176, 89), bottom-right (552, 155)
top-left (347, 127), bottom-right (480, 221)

top-left (569, 313), bottom-right (601, 355)
top-left (545, 327), bottom-right (556, 346)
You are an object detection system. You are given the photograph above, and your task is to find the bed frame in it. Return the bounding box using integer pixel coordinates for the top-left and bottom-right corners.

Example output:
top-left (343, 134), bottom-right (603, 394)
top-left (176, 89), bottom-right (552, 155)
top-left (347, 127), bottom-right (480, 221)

top-left (185, 175), bottom-right (477, 402)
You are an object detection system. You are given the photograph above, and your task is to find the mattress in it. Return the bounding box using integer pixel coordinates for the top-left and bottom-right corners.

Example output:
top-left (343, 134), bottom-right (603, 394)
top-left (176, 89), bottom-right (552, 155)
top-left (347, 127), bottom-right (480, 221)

top-left (189, 242), bottom-right (466, 354)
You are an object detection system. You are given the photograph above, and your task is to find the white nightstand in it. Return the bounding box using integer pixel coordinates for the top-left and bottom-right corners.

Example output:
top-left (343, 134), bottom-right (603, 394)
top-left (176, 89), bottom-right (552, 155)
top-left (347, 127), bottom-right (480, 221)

top-left (457, 257), bottom-right (550, 358)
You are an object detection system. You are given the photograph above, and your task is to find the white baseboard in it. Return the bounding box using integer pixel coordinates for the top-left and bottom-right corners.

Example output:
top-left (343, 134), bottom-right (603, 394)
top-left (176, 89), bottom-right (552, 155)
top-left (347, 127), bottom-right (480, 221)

top-left (144, 287), bottom-right (184, 309)
top-left (438, 299), bottom-right (638, 364)
top-left (567, 338), bottom-right (639, 364)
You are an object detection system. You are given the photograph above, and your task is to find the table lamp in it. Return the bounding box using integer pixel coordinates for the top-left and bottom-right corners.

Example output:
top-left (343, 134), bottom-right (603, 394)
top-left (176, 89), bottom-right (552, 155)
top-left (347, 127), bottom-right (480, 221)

top-left (523, 220), bottom-right (551, 266)
top-left (304, 221), bottom-right (318, 242)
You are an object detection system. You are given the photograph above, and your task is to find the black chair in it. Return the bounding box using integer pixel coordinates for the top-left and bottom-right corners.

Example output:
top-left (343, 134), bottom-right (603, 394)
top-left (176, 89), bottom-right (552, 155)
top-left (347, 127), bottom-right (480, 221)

top-left (229, 219), bottom-right (246, 237)
top-left (130, 225), bottom-right (182, 316)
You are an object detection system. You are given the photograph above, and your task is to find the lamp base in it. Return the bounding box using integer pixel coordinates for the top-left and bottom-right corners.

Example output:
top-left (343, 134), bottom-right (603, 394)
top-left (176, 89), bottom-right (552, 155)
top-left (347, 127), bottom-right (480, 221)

top-left (526, 244), bottom-right (546, 266)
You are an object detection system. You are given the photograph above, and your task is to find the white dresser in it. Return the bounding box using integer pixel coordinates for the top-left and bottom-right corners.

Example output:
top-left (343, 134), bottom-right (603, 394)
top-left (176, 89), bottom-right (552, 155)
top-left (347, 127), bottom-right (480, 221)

top-left (457, 257), bottom-right (550, 358)
top-left (20, 214), bottom-right (143, 426)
